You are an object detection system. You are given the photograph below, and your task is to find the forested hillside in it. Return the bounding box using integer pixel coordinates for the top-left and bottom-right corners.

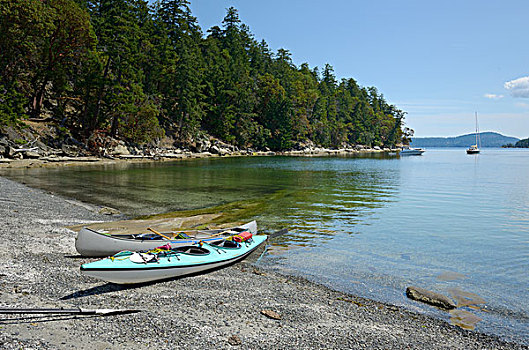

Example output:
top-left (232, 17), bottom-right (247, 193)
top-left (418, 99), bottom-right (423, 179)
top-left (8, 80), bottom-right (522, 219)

top-left (0, 0), bottom-right (409, 152)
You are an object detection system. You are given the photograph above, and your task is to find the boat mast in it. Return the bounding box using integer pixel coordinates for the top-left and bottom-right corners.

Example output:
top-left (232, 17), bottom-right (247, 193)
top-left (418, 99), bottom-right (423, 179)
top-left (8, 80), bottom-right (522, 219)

top-left (475, 112), bottom-right (480, 148)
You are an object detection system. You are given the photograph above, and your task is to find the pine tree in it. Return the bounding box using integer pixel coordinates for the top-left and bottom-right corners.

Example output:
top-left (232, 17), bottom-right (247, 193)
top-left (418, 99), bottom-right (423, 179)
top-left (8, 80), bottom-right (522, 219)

top-left (156, 0), bottom-right (205, 142)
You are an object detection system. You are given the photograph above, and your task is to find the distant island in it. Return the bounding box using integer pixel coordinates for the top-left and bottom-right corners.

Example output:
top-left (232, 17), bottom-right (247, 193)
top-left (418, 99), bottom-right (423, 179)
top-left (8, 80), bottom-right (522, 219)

top-left (411, 132), bottom-right (519, 148)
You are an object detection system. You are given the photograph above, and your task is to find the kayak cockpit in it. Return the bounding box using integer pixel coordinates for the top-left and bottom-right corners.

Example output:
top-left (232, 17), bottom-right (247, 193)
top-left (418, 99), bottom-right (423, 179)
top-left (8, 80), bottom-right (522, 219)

top-left (209, 240), bottom-right (241, 248)
top-left (172, 246), bottom-right (210, 255)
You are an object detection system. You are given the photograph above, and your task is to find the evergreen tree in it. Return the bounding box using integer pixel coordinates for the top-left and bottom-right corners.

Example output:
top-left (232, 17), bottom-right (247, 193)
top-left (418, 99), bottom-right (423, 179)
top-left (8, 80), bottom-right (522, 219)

top-left (255, 74), bottom-right (293, 150)
top-left (202, 7), bottom-right (258, 146)
top-left (0, 0), bottom-right (94, 121)
top-left (156, 0), bottom-right (205, 142)
top-left (77, 0), bottom-right (162, 143)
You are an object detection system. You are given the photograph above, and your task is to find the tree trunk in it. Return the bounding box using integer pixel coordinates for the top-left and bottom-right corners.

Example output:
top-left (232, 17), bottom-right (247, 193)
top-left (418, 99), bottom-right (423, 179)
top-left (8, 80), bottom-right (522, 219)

top-left (93, 56), bottom-right (112, 131)
top-left (31, 79), bottom-right (49, 119)
top-left (110, 67), bottom-right (123, 138)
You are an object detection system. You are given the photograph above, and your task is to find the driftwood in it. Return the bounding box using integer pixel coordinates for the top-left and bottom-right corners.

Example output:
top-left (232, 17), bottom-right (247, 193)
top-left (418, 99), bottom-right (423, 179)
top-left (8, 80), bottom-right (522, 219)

top-left (12, 147), bottom-right (39, 153)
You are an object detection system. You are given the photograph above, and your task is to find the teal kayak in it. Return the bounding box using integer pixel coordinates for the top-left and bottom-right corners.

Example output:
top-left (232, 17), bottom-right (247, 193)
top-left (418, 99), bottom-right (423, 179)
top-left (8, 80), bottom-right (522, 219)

top-left (80, 235), bottom-right (267, 284)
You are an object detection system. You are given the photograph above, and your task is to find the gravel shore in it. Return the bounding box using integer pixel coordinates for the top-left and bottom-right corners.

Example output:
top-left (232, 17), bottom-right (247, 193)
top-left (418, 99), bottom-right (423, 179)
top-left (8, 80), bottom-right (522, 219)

top-left (0, 176), bottom-right (526, 349)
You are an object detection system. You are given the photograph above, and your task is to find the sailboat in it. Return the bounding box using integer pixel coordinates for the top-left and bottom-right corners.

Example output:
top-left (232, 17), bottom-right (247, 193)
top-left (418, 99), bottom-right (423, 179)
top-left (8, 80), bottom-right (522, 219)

top-left (466, 112), bottom-right (481, 154)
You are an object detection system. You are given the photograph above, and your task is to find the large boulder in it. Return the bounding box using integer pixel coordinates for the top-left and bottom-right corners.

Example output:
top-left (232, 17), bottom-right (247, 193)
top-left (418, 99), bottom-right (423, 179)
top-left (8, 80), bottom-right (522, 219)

top-left (209, 145), bottom-right (221, 155)
top-left (35, 139), bottom-right (50, 153)
top-left (111, 144), bottom-right (130, 156)
top-left (195, 139), bottom-right (211, 153)
top-left (5, 146), bottom-right (18, 158)
top-left (61, 144), bottom-right (80, 157)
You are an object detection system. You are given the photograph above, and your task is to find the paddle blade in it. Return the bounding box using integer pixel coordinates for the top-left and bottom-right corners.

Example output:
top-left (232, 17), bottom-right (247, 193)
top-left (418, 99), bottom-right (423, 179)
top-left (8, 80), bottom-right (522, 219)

top-left (83, 308), bottom-right (141, 316)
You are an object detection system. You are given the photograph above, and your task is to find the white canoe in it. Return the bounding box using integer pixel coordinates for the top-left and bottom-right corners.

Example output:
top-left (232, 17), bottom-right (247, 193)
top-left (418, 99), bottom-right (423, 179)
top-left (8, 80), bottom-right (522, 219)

top-left (75, 221), bottom-right (257, 257)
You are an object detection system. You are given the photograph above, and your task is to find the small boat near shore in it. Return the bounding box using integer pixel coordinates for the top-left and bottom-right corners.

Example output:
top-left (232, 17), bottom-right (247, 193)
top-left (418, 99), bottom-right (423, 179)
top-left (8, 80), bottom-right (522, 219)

top-left (80, 234), bottom-right (268, 284)
top-left (75, 221), bottom-right (257, 257)
top-left (399, 147), bottom-right (425, 156)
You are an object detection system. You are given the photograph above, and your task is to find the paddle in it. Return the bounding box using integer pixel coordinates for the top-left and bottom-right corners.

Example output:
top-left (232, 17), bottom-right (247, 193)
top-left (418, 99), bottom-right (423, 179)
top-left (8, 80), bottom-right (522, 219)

top-left (203, 229), bottom-right (234, 239)
top-left (148, 226), bottom-right (287, 241)
top-left (147, 227), bottom-right (171, 240)
top-left (0, 307), bottom-right (140, 316)
top-left (205, 227), bottom-right (288, 240)
top-left (147, 227), bottom-right (222, 240)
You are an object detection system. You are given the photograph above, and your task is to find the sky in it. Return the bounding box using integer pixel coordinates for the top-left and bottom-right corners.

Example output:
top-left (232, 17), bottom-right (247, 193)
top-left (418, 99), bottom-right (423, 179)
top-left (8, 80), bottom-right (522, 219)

top-left (187, 0), bottom-right (529, 138)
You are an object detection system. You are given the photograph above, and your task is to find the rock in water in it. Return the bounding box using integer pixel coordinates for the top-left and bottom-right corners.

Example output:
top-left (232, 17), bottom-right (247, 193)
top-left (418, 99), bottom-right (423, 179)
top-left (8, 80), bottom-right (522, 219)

top-left (449, 309), bottom-right (482, 330)
top-left (406, 286), bottom-right (456, 310)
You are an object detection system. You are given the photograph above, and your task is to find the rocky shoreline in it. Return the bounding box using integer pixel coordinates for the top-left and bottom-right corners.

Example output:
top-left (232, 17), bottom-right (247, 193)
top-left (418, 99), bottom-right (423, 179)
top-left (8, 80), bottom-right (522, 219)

top-left (0, 176), bottom-right (527, 349)
top-left (0, 144), bottom-right (394, 169)
top-left (0, 145), bottom-right (394, 170)
top-left (0, 146), bottom-right (393, 170)
top-left (0, 124), bottom-right (397, 169)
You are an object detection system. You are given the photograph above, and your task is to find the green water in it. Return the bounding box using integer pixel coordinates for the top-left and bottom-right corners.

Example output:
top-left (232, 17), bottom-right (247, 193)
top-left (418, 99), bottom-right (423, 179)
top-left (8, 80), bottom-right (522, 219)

top-left (2, 149), bottom-right (528, 344)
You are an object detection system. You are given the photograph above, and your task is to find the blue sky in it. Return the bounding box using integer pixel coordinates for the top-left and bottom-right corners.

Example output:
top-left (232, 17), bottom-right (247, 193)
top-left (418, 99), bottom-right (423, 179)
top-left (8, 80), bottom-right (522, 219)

top-left (188, 0), bottom-right (529, 138)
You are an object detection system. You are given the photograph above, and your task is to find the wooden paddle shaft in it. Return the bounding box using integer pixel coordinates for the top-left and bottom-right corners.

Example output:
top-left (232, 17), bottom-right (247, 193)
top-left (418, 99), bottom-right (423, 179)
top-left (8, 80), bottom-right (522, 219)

top-left (204, 229), bottom-right (236, 239)
top-left (147, 227), bottom-right (171, 240)
top-left (0, 308), bottom-right (84, 314)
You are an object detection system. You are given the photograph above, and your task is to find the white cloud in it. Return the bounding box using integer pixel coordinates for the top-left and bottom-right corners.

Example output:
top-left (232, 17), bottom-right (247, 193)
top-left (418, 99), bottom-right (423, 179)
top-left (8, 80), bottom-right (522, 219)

top-left (484, 93), bottom-right (504, 100)
top-left (504, 76), bottom-right (529, 98)
top-left (515, 102), bottom-right (529, 109)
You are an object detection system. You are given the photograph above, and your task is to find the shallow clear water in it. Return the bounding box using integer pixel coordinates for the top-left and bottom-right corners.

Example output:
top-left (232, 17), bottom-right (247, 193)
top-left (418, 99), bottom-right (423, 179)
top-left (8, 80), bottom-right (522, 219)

top-left (2, 149), bottom-right (528, 344)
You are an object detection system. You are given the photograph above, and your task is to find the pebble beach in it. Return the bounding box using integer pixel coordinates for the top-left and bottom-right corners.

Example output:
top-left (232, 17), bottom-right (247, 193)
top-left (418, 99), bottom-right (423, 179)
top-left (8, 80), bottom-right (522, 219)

top-left (0, 175), bottom-right (527, 349)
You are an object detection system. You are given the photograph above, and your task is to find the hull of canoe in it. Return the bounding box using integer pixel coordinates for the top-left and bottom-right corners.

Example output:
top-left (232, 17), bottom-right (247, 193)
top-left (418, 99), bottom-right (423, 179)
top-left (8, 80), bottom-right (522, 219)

top-left (75, 221), bottom-right (257, 257)
top-left (80, 235), bottom-right (267, 284)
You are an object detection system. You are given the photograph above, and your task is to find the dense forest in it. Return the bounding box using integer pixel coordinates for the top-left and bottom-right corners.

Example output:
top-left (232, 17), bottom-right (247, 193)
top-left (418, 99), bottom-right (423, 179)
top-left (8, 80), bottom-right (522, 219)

top-left (0, 0), bottom-right (410, 152)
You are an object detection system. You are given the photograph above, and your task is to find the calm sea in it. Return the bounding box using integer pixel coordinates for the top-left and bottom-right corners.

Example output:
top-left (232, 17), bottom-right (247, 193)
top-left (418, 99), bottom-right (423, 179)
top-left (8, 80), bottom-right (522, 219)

top-left (2, 148), bottom-right (528, 344)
